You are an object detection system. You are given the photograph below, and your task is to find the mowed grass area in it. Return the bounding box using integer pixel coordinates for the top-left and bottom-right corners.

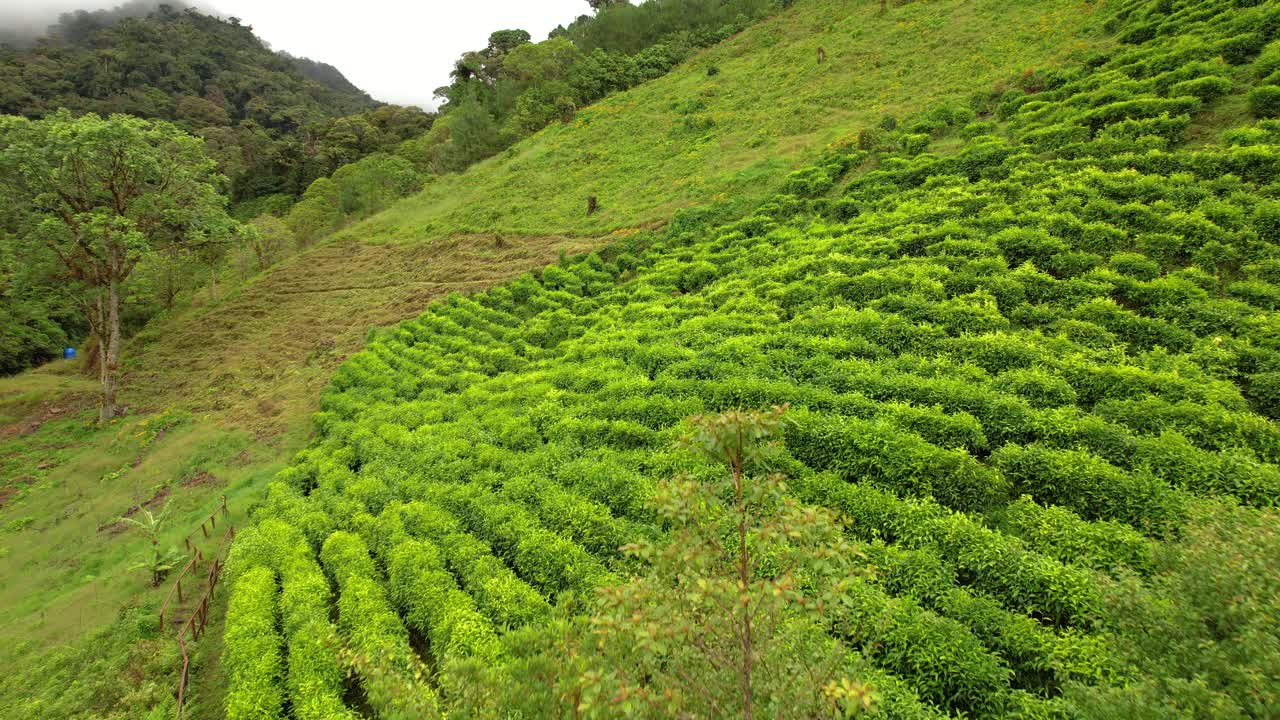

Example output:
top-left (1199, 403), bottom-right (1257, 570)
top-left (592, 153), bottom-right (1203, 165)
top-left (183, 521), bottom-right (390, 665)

top-left (123, 232), bottom-right (605, 428)
top-left (0, 377), bottom-right (284, 716)
top-left (351, 0), bottom-right (1105, 244)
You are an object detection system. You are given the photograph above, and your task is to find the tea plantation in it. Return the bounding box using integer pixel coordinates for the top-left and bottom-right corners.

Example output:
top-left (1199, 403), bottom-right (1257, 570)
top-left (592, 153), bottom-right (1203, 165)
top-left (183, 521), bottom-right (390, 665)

top-left (226, 0), bottom-right (1280, 717)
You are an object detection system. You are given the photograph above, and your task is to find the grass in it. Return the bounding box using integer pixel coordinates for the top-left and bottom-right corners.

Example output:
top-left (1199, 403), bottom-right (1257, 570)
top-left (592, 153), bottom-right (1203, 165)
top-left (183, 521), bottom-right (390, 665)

top-left (0, 401), bottom-right (283, 713)
top-left (350, 0), bottom-right (1105, 244)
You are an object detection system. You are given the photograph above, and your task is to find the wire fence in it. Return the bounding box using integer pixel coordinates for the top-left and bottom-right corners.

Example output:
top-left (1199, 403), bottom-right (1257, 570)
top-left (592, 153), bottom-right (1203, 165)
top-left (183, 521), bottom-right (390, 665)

top-left (158, 495), bottom-right (234, 719)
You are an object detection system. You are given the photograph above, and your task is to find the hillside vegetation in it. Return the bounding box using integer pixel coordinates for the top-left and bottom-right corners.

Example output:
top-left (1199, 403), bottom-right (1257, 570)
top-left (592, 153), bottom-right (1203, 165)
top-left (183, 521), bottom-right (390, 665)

top-left (9, 0), bottom-right (1280, 717)
top-left (82, 0), bottom-right (1106, 433)
top-left (96, 0), bottom-right (1097, 443)
top-left (352, 0), bottom-right (1100, 242)
top-left (217, 0), bottom-right (1280, 717)
top-left (0, 2), bottom-right (436, 376)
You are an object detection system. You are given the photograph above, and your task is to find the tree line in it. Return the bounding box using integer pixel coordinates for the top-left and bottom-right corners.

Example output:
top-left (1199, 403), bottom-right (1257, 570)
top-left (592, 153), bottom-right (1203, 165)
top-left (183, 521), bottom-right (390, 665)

top-left (0, 0), bottom-right (795, 420)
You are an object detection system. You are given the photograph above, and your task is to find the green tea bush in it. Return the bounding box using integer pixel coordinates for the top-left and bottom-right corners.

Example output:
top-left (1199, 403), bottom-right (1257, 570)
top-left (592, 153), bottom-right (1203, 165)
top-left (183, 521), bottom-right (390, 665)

top-left (836, 578), bottom-right (1013, 715)
top-left (1249, 85), bottom-right (1280, 117)
top-left (1000, 368), bottom-right (1080, 409)
top-left (1220, 32), bottom-right (1266, 65)
top-left (223, 1), bottom-right (1280, 713)
top-left (319, 531), bottom-right (441, 718)
top-left (781, 166), bottom-right (834, 197)
top-left (992, 444), bottom-right (1187, 535)
top-left (224, 567), bottom-right (285, 720)
top-left (997, 495), bottom-right (1155, 573)
top-left (1168, 74), bottom-right (1232, 100)
top-left (788, 412), bottom-right (1009, 512)
top-left (901, 133), bottom-right (931, 156)
top-left (1246, 371), bottom-right (1280, 419)
top-left (385, 539), bottom-right (503, 664)
top-left (798, 473), bottom-right (1101, 627)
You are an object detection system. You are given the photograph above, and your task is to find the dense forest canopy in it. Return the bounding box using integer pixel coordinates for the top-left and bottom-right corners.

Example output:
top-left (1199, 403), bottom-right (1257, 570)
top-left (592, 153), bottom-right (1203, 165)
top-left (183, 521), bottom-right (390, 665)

top-left (0, 3), bottom-right (407, 198)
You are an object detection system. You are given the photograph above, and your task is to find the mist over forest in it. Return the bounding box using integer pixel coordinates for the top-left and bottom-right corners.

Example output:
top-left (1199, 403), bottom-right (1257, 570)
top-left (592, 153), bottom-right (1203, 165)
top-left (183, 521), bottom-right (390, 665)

top-left (0, 1), bottom-right (219, 47)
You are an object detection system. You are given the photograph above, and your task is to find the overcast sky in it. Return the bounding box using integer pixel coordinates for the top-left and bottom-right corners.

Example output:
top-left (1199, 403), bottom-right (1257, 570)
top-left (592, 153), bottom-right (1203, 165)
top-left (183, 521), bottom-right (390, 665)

top-left (1, 0), bottom-right (596, 108)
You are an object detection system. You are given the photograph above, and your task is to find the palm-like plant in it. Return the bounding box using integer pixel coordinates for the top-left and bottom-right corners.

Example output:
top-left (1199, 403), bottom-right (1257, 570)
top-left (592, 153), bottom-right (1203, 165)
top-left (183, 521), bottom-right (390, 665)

top-left (120, 502), bottom-right (184, 586)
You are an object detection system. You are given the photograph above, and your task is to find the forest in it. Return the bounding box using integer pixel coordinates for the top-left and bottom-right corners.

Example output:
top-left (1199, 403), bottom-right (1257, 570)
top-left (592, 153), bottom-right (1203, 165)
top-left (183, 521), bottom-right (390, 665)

top-left (2, 0), bottom-right (1279, 718)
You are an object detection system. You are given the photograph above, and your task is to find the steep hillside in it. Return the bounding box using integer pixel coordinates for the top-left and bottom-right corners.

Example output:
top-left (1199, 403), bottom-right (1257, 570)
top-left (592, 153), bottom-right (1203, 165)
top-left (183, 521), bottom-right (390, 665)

top-left (0, 0), bottom-right (1119, 716)
top-left (121, 0), bottom-right (1107, 422)
top-left (352, 0), bottom-right (1101, 242)
top-left (218, 0), bottom-right (1280, 717)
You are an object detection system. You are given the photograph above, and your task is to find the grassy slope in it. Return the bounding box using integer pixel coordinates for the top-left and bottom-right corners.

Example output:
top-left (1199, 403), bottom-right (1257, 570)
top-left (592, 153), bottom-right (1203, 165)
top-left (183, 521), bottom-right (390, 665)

top-left (0, 0), bottom-right (1106, 715)
top-left (354, 0), bottom-right (1100, 243)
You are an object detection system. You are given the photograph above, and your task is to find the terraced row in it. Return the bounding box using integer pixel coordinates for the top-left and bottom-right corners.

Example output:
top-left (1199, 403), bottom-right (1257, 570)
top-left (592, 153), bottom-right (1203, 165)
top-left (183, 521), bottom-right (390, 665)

top-left (225, 1), bottom-right (1280, 717)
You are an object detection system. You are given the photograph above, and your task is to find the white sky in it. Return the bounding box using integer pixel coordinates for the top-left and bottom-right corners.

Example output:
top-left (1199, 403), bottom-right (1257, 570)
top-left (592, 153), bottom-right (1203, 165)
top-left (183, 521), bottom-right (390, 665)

top-left (1, 1), bottom-right (597, 109)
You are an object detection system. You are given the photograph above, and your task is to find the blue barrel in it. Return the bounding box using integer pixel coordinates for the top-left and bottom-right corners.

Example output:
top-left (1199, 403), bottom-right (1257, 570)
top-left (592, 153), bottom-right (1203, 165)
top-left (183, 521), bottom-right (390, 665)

top-left (63, 347), bottom-right (76, 360)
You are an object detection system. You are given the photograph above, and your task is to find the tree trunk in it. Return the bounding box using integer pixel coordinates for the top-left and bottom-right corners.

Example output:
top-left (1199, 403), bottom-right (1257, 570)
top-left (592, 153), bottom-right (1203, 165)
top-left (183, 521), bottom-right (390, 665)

top-left (164, 246), bottom-right (179, 310)
top-left (733, 432), bottom-right (754, 720)
top-left (98, 280), bottom-right (122, 424)
top-left (94, 289), bottom-right (110, 423)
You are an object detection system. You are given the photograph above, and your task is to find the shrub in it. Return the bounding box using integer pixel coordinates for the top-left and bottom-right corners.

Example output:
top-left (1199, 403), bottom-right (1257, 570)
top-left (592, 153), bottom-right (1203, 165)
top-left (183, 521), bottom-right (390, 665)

top-left (425, 485), bottom-right (616, 596)
top-left (796, 474), bottom-right (1102, 627)
top-left (1249, 85), bottom-right (1280, 117)
top-left (287, 621), bottom-right (359, 720)
top-left (335, 575), bottom-right (442, 718)
top-left (1107, 252), bottom-right (1159, 280)
top-left (782, 166), bottom-right (834, 197)
top-left (834, 579), bottom-right (1011, 715)
top-left (1246, 371), bottom-right (1280, 420)
top-left (678, 260), bottom-right (719, 293)
top-left (1168, 75), bottom-right (1232, 101)
top-left (997, 495), bottom-right (1155, 573)
top-left (992, 444), bottom-right (1187, 536)
top-left (1221, 32), bottom-right (1266, 65)
top-left (788, 412), bottom-right (1010, 513)
top-left (901, 133), bottom-right (931, 156)
top-left (224, 567), bottom-right (285, 720)
top-left (385, 538), bottom-right (504, 665)
top-left (999, 368), bottom-right (1079, 408)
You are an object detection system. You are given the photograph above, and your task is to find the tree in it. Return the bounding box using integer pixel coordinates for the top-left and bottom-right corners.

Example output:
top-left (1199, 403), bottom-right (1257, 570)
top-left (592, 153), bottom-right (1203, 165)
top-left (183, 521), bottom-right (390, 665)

top-left (584, 406), bottom-right (875, 718)
top-left (0, 110), bottom-right (237, 421)
top-left (451, 406), bottom-right (878, 718)
top-left (441, 102), bottom-right (503, 171)
top-left (587, 0), bottom-right (631, 12)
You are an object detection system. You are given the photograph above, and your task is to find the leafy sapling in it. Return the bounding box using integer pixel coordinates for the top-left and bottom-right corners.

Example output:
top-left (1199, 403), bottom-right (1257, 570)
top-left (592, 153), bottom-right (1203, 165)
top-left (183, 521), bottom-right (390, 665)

top-left (582, 405), bottom-right (877, 718)
top-left (120, 501), bottom-right (185, 586)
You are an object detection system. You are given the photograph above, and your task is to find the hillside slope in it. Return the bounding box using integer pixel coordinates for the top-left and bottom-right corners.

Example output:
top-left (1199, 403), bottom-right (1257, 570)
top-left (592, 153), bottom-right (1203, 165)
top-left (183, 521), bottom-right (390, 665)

top-left (221, 0), bottom-right (1280, 717)
top-left (121, 0), bottom-right (1106, 422)
top-left (352, 0), bottom-right (1101, 242)
top-left (0, 0), bottom-right (1109, 716)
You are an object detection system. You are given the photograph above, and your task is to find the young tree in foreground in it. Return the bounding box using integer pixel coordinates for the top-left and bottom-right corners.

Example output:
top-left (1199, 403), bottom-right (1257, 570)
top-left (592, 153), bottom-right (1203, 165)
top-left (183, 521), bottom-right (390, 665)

top-left (452, 406), bottom-right (877, 718)
top-left (0, 110), bottom-right (237, 422)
